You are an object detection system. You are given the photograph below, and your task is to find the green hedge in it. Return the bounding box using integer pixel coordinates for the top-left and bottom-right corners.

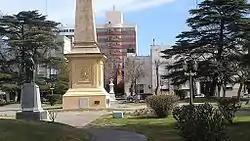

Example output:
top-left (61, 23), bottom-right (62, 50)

top-left (173, 103), bottom-right (227, 141)
top-left (146, 95), bottom-right (178, 118)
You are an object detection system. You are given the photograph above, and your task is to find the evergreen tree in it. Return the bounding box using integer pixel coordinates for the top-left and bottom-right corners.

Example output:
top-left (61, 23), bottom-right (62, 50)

top-left (162, 0), bottom-right (250, 97)
top-left (0, 10), bottom-right (62, 101)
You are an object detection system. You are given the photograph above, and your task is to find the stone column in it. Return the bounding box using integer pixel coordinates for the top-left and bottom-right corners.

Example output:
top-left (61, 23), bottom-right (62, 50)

top-left (196, 81), bottom-right (201, 94)
top-left (109, 78), bottom-right (116, 101)
top-left (63, 0), bottom-right (110, 109)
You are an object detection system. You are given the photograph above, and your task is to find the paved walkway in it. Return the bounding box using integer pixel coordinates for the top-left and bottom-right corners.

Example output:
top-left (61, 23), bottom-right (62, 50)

top-left (86, 128), bottom-right (147, 141)
top-left (54, 111), bottom-right (147, 141)
top-left (0, 105), bottom-right (147, 141)
top-left (55, 111), bottom-right (107, 127)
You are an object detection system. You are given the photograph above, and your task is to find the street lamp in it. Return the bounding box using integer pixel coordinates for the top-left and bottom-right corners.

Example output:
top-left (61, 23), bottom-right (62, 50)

top-left (183, 59), bottom-right (198, 105)
top-left (160, 80), bottom-right (163, 94)
top-left (49, 83), bottom-right (55, 96)
top-left (20, 20), bottom-right (25, 82)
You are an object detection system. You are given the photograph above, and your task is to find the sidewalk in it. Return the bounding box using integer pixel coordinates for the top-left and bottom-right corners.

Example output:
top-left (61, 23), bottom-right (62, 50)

top-left (86, 128), bottom-right (146, 141)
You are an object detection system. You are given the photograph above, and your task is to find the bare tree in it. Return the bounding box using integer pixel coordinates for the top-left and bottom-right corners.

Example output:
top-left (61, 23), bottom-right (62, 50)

top-left (124, 57), bottom-right (145, 96)
top-left (154, 59), bottom-right (162, 95)
top-left (103, 49), bottom-right (116, 89)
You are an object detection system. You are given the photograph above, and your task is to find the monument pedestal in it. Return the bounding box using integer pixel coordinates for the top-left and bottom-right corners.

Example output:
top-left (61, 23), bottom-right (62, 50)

top-left (109, 79), bottom-right (117, 107)
top-left (16, 83), bottom-right (47, 121)
top-left (62, 53), bottom-right (110, 110)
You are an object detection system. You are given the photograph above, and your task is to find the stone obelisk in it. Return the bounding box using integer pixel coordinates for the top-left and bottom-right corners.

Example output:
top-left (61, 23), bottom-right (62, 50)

top-left (62, 0), bottom-right (110, 109)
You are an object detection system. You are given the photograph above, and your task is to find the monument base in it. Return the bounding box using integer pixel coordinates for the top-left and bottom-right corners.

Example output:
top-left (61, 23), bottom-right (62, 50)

top-left (109, 94), bottom-right (117, 107)
top-left (16, 83), bottom-right (47, 121)
top-left (16, 110), bottom-right (47, 121)
top-left (63, 87), bottom-right (110, 110)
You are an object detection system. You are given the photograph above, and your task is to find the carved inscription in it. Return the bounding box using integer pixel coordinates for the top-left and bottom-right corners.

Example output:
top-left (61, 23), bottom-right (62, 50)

top-left (79, 66), bottom-right (90, 82)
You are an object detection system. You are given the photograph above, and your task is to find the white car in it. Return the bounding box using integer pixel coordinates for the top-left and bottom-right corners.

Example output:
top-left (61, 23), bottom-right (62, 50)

top-left (242, 93), bottom-right (250, 98)
top-left (195, 94), bottom-right (205, 98)
top-left (185, 94), bottom-right (205, 98)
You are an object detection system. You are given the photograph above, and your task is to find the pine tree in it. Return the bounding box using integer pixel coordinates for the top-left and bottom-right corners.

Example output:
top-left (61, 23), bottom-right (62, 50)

top-left (162, 0), bottom-right (250, 97)
top-left (0, 10), bottom-right (62, 101)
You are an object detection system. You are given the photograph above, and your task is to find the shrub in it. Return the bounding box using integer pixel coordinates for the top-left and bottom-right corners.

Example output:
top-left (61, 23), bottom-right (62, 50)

top-left (173, 103), bottom-right (227, 141)
top-left (47, 95), bottom-right (57, 106)
top-left (175, 89), bottom-right (186, 100)
top-left (146, 95), bottom-right (178, 118)
top-left (131, 108), bottom-right (155, 117)
top-left (217, 97), bottom-right (241, 124)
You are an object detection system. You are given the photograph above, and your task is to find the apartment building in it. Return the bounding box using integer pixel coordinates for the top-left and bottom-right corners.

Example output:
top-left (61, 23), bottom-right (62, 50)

top-left (59, 10), bottom-right (138, 94)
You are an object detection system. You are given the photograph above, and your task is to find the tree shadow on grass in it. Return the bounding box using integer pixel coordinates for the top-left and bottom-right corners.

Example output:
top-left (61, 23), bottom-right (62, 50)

top-left (89, 115), bottom-right (250, 141)
top-left (89, 117), bottom-right (183, 141)
top-left (117, 123), bottom-right (183, 141)
top-left (128, 116), bottom-right (161, 119)
top-left (227, 121), bottom-right (250, 141)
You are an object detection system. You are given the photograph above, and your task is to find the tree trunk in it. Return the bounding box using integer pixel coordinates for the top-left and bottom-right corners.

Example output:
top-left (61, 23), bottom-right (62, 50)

top-left (155, 66), bottom-right (159, 95)
top-left (210, 77), bottom-right (217, 97)
top-left (134, 79), bottom-right (137, 95)
top-left (155, 86), bottom-right (159, 95)
top-left (237, 82), bottom-right (243, 101)
top-left (15, 91), bottom-right (18, 102)
top-left (222, 83), bottom-right (226, 98)
top-left (217, 84), bottom-right (221, 98)
top-left (129, 81), bottom-right (134, 96)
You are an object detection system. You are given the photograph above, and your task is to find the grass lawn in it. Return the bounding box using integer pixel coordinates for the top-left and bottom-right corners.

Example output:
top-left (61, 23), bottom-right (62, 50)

top-left (0, 119), bottom-right (89, 141)
top-left (1, 103), bottom-right (62, 110)
top-left (90, 115), bottom-right (250, 141)
top-left (179, 97), bottom-right (218, 103)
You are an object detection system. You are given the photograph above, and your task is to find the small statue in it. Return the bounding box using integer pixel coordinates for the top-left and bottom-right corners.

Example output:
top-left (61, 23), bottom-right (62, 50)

top-left (24, 51), bottom-right (35, 83)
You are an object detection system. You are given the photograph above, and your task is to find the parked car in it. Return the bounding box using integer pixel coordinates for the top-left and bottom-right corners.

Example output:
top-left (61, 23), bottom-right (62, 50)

top-left (195, 94), bottom-right (205, 98)
top-left (0, 99), bottom-right (6, 106)
top-left (241, 93), bottom-right (250, 98)
top-left (185, 93), bottom-right (205, 98)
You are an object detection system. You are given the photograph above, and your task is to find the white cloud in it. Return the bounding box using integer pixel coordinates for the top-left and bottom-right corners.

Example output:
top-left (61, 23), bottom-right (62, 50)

top-left (93, 0), bottom-right (175, 16)
top-left (0, 0), bottom-right (175, 24)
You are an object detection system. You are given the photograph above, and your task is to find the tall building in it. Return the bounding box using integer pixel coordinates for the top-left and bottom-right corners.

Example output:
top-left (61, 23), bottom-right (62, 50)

top-left (37, 35), bottom-right (71, 77)
top-left (59, 9), bottom-right (138, 94)
top-left (150, 45), bottom-right (173, 94)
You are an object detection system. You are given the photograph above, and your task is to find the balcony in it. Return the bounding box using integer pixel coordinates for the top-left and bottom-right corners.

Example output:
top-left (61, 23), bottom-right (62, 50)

top-left (104, 44), bottom-right (136, 49)
top-left (121, 44), bottom-right (136, 49)
top-left (110, 52), bottom-right (127, 56)
top-left (97, 30), bottom-right (136, 36)
top-left (121, 31), bottom-right (136, 35)
top-left (97, 31), bottom-right (122, 36)
top-left (98, 37), bottom-right (136, 42)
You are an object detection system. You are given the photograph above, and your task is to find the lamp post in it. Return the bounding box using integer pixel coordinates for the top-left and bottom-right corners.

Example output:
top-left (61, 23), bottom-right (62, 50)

top-left (183, 60), bottom-right (198, 105)
top-left (19, 20), bottom-right (25, 82)
top-left (49, 83), bottom-right (55, 96)
top-left (160, 80), bottom-right (163, 95)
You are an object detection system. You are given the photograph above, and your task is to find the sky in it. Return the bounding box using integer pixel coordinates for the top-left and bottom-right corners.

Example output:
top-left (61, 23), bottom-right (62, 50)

top-left (0, 0), bottom-right (197, 56)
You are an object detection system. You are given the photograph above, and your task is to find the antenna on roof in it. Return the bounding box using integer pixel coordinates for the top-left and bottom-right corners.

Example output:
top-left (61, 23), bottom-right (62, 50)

top-left (113, 5), bottom-right (116, 11)
top-left (195, 0), bottom-right (198, 8)
top-left (45, 0), bottom-right (48, 16)
top-left (153, 38), bottom-right (155, 46)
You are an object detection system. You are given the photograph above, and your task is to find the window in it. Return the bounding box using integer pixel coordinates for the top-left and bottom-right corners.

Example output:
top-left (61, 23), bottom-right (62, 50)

top-left (98, 42), bottom-right (107, 46)
top-left (96, 28), bottom-right (106, 32)
top-left (122, 42), bottom-right (135, 45)
top-left (136, 84), bottom-right (144, 94)
top-left (94, 101), bottom-right (100, 105)
top-left (127, 49), bottom-right (135, 53)
top-left (69, 29), bottom-right (74, 32)
top-left (97, 36), bottom-right (107, 39)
